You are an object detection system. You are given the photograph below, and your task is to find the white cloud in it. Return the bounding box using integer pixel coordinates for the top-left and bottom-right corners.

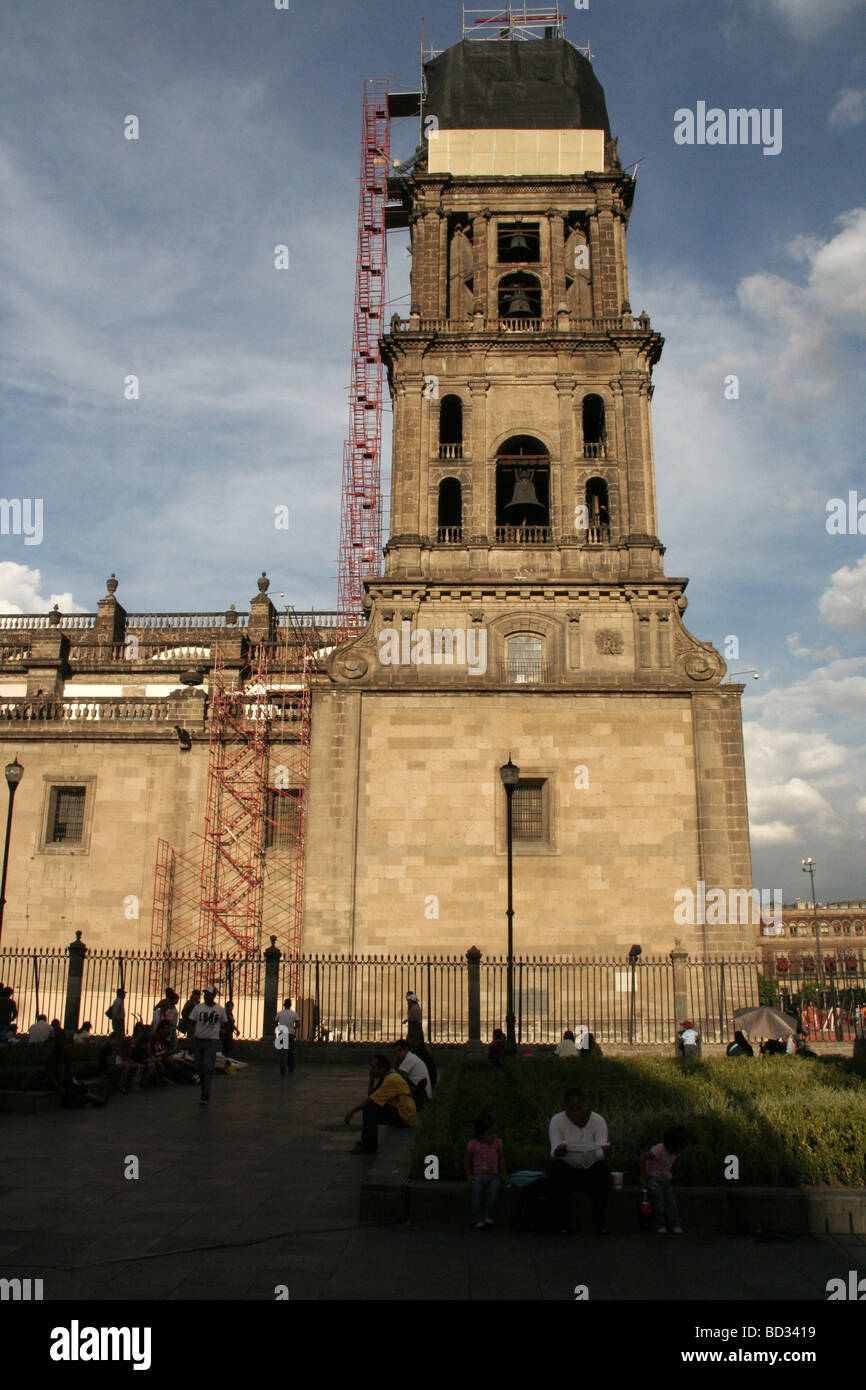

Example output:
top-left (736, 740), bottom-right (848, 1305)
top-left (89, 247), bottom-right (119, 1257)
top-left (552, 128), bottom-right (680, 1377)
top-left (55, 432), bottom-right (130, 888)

top-left (736, 208), bottom-right (866, 407)
top-left (819, 556), bottom-right (866, 628)
top-left (751, 820), bottom-right (798, 845)
top-left (786, 632), bottom-right (840, 662)
top-left (765, 0), bottom-right (866, 36)
top-left (748, 775), bottom-right (834, 822)
top-left (828, 89), bottom-right (866, 129)
top-left (0, 562), bottom-right (84, 615)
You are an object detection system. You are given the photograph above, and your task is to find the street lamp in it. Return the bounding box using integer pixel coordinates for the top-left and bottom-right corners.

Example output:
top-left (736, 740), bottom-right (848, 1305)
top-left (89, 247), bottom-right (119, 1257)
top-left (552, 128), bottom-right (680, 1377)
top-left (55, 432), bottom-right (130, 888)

top-left (801, 858), bottom-right (823, 985)
top-left (628, 944), bottom-right (642, 1045)
top-left (0, 757), bottom-right (24, 949)
top-left (499, 755), bottom-right (520, 1055)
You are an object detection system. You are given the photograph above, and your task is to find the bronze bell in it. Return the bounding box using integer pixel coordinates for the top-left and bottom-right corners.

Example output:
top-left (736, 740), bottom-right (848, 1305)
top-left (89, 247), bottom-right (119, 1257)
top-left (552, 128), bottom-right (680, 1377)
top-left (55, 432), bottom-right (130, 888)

top-left (504, 288), bottom-right (534, 317)
top-left (504, 468), bottom-right (545, 521)
top-left (506, 229), bottom-right (530, 255)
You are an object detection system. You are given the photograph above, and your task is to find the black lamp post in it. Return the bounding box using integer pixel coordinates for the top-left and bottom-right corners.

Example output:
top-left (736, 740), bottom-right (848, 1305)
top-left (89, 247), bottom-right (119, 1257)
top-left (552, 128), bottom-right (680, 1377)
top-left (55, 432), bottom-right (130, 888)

top-left (628, 943), bottom-right (642, 1044)
top-left (802, 856), bottom-right (828, 1037)
top-left (499, 755), bottom-right (520, 1055)
top-left (0, 757), bottom-right (24, 949)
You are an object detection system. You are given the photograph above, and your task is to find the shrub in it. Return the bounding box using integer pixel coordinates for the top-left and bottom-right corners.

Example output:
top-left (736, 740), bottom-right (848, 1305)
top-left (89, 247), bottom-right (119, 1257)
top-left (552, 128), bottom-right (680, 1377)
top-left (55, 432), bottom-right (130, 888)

top-left (412, 1055), bottom-right (866, 1187)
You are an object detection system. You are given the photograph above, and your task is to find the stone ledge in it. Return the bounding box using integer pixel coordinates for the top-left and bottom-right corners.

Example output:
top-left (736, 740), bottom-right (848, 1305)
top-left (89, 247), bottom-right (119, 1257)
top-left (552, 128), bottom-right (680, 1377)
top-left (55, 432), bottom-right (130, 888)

top-left (361, 1176), bottom-right (866, 1235)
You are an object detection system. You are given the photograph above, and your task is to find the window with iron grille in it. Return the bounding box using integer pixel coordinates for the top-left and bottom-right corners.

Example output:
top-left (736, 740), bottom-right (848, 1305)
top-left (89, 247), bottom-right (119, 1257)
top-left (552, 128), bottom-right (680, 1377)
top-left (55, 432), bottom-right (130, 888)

top-left (265, 788), bottom-right (300, 850)
top-left (513, 778), bottom-right (545, 842)
top-left (506, 634), bottom-right (544, 683)
top-left (48, 786), bottom-right (86, 844)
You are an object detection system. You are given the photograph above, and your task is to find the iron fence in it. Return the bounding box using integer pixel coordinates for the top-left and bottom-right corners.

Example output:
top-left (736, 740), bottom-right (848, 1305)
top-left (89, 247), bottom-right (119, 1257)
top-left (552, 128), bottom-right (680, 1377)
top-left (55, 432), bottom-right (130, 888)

top-left (2, 947), bottom-right (865, 1045)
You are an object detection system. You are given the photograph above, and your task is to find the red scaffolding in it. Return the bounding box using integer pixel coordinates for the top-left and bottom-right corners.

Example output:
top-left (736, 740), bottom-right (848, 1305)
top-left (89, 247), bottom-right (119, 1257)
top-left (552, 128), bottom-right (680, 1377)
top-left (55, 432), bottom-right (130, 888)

top-left (150, 632), bottom-right (315, 971)
top-left (196, 648), bottom-right (269, 957)
top-left (337, 78), bottom-right (390, 636)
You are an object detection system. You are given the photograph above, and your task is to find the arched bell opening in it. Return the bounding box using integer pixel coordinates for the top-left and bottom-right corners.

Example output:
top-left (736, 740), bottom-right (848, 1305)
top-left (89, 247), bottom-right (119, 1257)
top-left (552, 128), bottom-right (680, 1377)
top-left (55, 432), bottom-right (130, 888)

top-left (437, 478), bottom-right (463, 543)
top-left (495, 436), bottom-right (550, 542)
top-left (438, 395), bottom-right (463, 460)
top-left (585, 477), bottom-right (610, 543)
top-left (582, 395), bottom-right (606, 458)
top-left (498, 271), bottom-right (542, 321)
top-left (498, 222), bottom-right (540, 264)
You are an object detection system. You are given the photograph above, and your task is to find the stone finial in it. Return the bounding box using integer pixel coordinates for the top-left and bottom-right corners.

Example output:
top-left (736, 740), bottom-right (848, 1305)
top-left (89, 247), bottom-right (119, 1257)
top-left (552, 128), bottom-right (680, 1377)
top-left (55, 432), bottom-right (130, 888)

top-left (48, 604), bottom-right (61, 627)
top-left (225, 604), bottom-right (238, 626)
top-left (106, 574), bottom-right (119, 595)
top-left (257, 572), bottom-right (270, 595)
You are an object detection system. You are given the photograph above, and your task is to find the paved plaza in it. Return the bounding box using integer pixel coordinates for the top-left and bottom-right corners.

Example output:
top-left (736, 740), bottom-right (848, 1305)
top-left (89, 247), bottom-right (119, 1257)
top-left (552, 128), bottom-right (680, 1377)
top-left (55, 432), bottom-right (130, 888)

top-left (2, 1064), bottom-right (864, 1301)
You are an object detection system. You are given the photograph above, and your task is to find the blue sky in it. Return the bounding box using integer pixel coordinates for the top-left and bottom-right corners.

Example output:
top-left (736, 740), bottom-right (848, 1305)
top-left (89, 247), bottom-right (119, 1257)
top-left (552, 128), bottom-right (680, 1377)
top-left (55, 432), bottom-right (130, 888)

top-left (0, 0), bottom-right (864, 901)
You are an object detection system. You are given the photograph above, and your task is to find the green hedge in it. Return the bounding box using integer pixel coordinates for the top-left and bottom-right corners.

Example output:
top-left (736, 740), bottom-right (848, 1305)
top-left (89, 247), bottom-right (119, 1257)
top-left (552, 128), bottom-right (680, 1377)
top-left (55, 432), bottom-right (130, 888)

top-left (411, 1055), bottom-right (866, 1187)
top-left (0, 1040), bottom-right (101, 1089)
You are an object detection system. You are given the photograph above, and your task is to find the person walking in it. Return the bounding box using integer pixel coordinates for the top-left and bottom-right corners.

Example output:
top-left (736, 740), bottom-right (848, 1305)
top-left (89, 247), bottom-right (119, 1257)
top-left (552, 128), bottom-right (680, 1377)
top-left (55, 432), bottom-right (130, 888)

top-left (178, 990), bottom-right (201, 1053)
top-left (404, 992), bottom-right (424, 1049)
top-left (221, 1000), bottom-right (239, 1059)
top-left (106, 989), bottom-right (126, 1038)
top-left (188, 986), bottom-right (227, 1105)
top-left (275, 998), bottom-right (298, 1076)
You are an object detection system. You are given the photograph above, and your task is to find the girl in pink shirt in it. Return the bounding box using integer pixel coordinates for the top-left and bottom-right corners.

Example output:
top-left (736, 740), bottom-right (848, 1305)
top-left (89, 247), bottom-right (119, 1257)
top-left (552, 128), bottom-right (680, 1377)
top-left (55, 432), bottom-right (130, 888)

top-left (465, 1113), bottom-right (509, 1229)
top-left (639, 1125), bottom-right (689, 1234)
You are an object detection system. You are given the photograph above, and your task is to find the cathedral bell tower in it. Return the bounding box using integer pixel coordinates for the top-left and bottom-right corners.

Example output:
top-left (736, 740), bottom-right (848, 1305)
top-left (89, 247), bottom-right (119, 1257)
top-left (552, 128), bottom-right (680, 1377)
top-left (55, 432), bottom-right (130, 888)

top-left (312, 25), bottom-right (754, 959)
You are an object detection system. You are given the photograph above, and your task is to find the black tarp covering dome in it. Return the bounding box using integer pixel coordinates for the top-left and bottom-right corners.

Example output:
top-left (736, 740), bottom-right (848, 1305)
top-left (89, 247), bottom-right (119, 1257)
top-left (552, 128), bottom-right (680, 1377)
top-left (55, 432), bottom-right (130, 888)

top-left (424, 39), bottom-right (611, 135)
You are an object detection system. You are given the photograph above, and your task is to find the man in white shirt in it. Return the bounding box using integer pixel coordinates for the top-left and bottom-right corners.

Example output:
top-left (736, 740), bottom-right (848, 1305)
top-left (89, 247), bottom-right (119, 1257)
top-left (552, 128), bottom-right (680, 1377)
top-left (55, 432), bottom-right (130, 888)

top-left (28, 1014), bottom-right (52, 1044)
top-left (275, 997), bottom-right (299, 1076)
top-left (189, 986), bottom-right (227, 1105)
top-left (554, 1030), bottom-right (579, 1057)
top-left (393, 1039), bottom-right (432, 1107)
top-left (549, 1089), bottom-right (612, 1234)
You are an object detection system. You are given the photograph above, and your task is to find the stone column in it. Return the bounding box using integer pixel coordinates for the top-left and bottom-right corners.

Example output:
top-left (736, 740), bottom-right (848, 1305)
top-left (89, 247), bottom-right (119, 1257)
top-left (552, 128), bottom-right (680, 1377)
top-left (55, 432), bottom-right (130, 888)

top-left (437, 212), bottom-right (448, 321)
top-left (263, 934), bottom-right (281, 1041)
top-left (466, 945), bottom-right (484, 1055)
top-left (621, 372), bottom-right (651, 536)
top-left (547, 209), bottom-right (566, 315)
top-left (588, 214), bottom-right (604, 320)
top-left (25, 612), bottom-right (69, 697)
top-left (247, 572), bottom-right (277, 644)
top-left (615, 213), bottom-right (631, 310)
top-left (93, 573), bottom-right (127, 646)
top-left (467, 379), bottom-right (490, 539)
top-left (594, 197), bottom-right (620, 318)
top-left (471, 211), bottom-right (490, 322)
top-left (63, 931), bottom-right (87, 1033)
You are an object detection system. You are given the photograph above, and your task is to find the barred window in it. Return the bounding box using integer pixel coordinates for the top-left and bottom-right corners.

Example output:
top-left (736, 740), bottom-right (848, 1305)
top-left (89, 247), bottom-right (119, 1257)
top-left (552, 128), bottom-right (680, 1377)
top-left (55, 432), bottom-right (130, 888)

top-left (512, 778), bottom-right (545, 842)
top-left (265, 788), bottom-right (300, 850)
top-left (48, 786), bottom-right (86, 844)
top-left (506, 635), bottom-right (544, 684)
